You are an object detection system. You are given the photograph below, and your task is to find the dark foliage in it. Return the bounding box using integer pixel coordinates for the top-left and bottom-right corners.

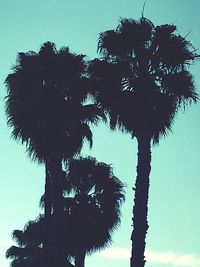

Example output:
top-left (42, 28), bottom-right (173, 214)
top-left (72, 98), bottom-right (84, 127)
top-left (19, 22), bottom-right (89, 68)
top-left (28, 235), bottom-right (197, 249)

top-left (7, 157), bottom-right (125, 267)
top-left (5, 42), bottom-right (104, 163)
top-left (64, 156), bottom-right (125, 257)
top-left (6, 216), bottom-right (74, 267)
top-left (89, 17), bottom-right (198, 143)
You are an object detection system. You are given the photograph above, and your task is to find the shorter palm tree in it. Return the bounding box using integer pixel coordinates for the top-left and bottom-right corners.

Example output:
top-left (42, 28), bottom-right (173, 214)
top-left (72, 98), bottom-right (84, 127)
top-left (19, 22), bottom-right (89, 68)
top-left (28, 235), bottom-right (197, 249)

top-left (63, 156), bottom-right (125, 267)
top-left (6, 216), bottom-right (74, 267)
top-left (6, 157), bottom-right (125, 267)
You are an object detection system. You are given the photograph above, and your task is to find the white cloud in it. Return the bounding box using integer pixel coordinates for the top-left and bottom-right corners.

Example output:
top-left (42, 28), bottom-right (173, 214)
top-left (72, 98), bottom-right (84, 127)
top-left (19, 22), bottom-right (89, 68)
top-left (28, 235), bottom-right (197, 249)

top-left (98, 247), bottom-right (200, 266)
top-left (145, 249), bottom-right (200, 266)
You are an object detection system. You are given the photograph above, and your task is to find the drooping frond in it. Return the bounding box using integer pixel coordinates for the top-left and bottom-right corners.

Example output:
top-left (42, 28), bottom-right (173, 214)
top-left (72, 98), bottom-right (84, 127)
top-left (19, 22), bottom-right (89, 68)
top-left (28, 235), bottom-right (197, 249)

top-left (98, 30), bottom-right (123, 58)
top-left (161, 70), bottom-right (198, 105)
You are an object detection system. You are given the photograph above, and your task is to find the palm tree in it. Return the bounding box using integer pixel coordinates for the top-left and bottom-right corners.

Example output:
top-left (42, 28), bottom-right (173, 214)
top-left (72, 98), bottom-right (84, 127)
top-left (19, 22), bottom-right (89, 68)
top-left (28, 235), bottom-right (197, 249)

top-left (6, 216), bottom-right (74, 267)
top-left (6, 157), bottom-right (125, 267)
top-left (89, 17), bottom-right (198, 267)
top-left (63, 156), bottom-right (125, 267)
top-left (5, 42), bottom-right (103, 266)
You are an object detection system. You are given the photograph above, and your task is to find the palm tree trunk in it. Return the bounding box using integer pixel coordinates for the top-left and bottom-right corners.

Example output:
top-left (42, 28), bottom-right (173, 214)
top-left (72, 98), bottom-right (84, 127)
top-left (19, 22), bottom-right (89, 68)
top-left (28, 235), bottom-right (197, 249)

top-left (75, 250), bottom-right (86, 267)
top-left (130, 134), bottom-right (151, 267)
top-left (48, 154), bottom-right (65, 267)
top-left (44, 162), bottom-right (53, 263)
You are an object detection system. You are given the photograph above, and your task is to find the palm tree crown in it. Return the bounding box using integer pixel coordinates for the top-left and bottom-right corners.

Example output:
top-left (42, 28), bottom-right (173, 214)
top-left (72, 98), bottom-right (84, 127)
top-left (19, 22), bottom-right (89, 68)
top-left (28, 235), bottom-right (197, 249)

top-left (64, 156), bottom-right (125, 257)
top-left (89, 17), bottom-right (198, 142)
top-left (5, 42), bottom-right (102, 162)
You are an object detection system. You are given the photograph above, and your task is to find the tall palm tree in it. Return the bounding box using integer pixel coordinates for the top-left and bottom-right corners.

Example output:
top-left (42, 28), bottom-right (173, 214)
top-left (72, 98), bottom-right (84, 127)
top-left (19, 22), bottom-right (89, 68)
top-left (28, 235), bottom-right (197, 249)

top-left (6, 157), bottom-right (125, 267)
top-left (89, 17), bottom-right (198, 267)
top-left (5, 42), bottom-right (103, 266)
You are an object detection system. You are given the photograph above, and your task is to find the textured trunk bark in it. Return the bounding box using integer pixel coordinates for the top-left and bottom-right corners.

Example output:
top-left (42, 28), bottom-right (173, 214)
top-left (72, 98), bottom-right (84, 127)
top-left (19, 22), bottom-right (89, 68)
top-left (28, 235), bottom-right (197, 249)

top-left (48, 154), bottom-right (65, 267)
top-left (75, 250), bottom-right (86, 267)
top-left (130, 134), bottom-right (151, 267)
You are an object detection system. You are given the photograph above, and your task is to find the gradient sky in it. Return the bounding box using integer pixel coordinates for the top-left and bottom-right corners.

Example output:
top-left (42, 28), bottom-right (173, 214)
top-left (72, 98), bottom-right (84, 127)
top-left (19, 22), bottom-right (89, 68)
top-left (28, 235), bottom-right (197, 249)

top-left (0, 1), bottom-right (200, 267)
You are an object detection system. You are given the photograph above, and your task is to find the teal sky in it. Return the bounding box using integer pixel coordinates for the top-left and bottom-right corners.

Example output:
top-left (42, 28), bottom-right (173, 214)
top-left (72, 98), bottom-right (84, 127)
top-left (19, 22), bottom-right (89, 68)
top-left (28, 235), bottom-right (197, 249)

top-left (0, 1), bottom-right (200, 267)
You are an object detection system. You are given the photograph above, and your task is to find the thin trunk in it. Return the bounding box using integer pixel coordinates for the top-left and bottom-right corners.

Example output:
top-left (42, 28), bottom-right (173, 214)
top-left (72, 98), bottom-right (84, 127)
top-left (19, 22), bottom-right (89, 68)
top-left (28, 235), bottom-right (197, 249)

top-left (43, 162), bottom-right (53, 264)
top-left (48, 154), bottom-right (65, 267)
top-left (75, 250), bottom-right (86, 267)
top-left (130, 134), bottom-right (151, 267)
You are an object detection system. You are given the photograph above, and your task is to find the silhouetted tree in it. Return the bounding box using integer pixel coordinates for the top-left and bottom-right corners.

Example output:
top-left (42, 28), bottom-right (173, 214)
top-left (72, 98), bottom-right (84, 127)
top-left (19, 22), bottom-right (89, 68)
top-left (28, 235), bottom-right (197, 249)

top-left (63, 156), bottom-right (125, 267)
top-left (6, 216), bottom-right (74, 267)
top-left (89, 17), bottom-right (198, 267)
top-left (6, 157), bottom-right (125, 267)
top-left (5, 42), bottom-right (103, 266)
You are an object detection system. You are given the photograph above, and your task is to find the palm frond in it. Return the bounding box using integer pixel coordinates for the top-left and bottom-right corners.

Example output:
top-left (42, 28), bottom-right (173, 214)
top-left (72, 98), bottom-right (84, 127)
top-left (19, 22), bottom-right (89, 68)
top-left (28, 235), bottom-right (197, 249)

top-left (162, 70), bottom-right (198, 104)
top-left (98, 30), bottom-right (122, 57)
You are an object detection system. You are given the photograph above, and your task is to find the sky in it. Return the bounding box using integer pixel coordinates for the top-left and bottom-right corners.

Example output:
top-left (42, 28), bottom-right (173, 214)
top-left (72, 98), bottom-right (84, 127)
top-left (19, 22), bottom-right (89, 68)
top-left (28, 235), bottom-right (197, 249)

top-left (0, 0), bottom-right (200, 267)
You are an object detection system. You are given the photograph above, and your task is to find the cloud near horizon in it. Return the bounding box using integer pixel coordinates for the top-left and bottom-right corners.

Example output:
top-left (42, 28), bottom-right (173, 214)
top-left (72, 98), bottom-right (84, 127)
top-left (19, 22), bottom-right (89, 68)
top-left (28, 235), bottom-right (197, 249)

top-left (98, 247), bottom-right (200, 266)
